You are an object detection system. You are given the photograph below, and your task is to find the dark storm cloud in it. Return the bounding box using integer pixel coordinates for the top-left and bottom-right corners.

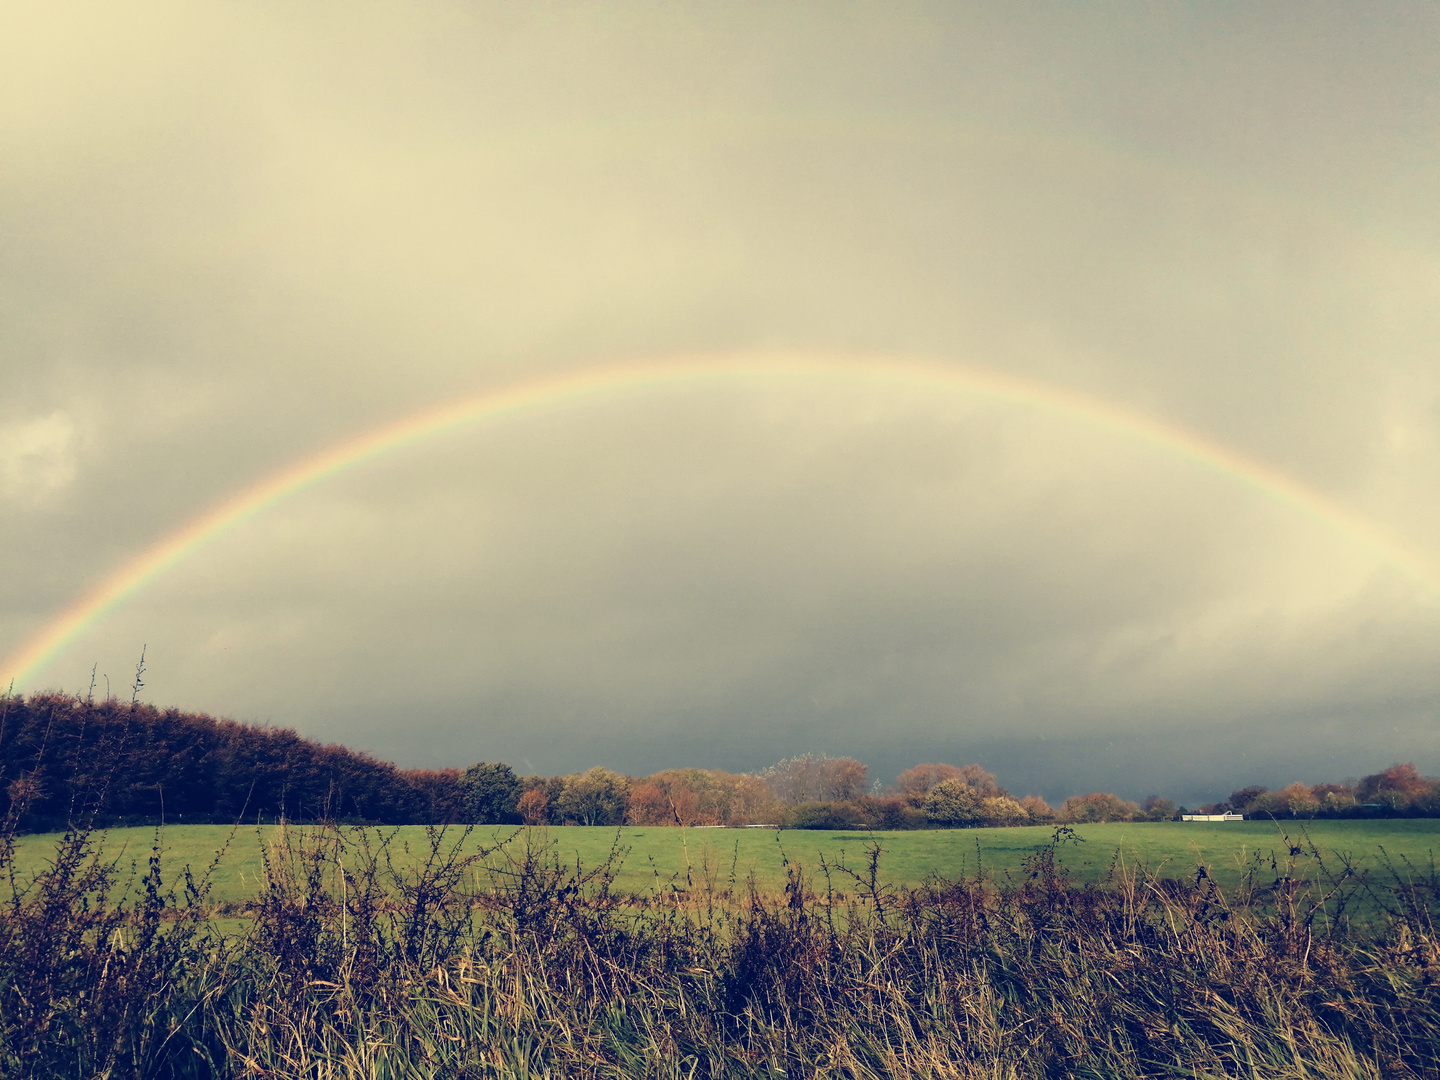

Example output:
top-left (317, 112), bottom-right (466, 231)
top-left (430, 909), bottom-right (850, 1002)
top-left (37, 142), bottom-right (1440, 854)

top-left (2, 3), bottom-right (1438, 801)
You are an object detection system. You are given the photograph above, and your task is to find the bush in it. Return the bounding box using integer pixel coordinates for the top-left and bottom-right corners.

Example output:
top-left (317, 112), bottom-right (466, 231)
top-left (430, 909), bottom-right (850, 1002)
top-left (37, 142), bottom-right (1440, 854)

top-left (863, 795), bottom-right (928, 829)
top-left (785, 800), bottom-right (865, 830)
top-left (977, 795), bottom-right (1028, 827)
top-left (924, 778), bottom-right (981, 826)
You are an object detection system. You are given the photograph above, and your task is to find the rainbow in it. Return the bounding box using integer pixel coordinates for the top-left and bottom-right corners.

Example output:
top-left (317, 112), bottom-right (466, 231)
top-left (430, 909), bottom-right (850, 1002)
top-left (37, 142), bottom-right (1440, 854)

top-left (5, 351), bottom-right (1437, 691)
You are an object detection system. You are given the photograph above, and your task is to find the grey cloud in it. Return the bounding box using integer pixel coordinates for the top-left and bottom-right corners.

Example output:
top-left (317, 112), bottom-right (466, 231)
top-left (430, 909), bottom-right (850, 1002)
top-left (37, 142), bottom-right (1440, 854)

top-left (3, 3), bottom-right (1438, 800)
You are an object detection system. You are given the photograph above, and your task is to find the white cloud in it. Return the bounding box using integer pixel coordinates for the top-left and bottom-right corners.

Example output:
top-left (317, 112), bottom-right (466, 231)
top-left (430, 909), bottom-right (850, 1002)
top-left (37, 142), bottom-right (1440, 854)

top-left (0, 412), bottom-right (77, 501)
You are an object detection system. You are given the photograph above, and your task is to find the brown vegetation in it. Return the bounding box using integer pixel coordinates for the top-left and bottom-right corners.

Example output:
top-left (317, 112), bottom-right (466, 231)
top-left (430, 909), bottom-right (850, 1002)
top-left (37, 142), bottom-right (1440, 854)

top-left (1202, 765), bottom-right (1440, 820)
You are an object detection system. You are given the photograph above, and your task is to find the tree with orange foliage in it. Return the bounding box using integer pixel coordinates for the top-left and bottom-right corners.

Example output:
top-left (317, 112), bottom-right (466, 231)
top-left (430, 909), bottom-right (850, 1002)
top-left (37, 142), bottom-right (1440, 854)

top-left (958, 764), bottom-right (1002, 797)
top-left (627, 769), bottom-right (778, 826)
top-left (1019, 794), bottom-right (1056, 823)
top-left (1280, 782), bottom-right (1320, 816)
top-left (895, 762), bottom-right (1002, 806)
top-left (1060, 792), bottom-right (1137, 823)
top-left (516, 787), bottom-right (548, 826)
top-left (626, 782), bottom-right (674, 825)
top-left (639, 770), bottom-right (708, 825)
top-left (895, 764), bottom-right (963, 804)
top-left (1357, 763), bottom-right (1434, 809)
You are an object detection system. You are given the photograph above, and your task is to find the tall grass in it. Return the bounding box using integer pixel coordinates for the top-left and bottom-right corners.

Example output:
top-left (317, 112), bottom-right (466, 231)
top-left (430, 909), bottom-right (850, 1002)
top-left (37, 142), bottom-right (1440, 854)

top-left (0, 807), bottom-right (1436, 1078)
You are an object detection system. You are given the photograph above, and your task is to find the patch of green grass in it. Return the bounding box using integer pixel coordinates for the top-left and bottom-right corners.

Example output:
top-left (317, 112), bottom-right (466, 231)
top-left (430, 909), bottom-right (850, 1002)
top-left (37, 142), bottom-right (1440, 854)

top-left (8, 819), bottom-right (1436, 907)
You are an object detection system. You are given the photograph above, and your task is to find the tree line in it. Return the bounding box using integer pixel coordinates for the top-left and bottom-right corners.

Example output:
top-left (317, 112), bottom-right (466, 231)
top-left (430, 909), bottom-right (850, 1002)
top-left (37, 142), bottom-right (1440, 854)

top-left (2, 691), bottom-right (1435, 832)
top-left (0, 693), bottom-right (464, 830)
top-left (1190, 769), bottom-right (1440, 818)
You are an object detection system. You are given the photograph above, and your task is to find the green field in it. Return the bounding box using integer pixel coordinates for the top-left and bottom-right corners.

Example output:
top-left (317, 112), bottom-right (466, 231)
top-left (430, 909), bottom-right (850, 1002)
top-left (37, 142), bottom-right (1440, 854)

top-left (8, 818), bottom-right (1436, 907)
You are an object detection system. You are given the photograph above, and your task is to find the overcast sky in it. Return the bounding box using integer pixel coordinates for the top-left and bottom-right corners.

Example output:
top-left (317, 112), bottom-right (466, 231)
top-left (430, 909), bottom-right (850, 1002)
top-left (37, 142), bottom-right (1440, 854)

top-left (3, 3), bottom-right (1439, 805)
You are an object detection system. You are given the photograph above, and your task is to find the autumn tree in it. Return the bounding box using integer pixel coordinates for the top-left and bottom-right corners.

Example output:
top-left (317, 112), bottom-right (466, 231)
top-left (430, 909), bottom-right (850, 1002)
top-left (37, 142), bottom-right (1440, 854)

top-left (639, 770), bottom-right (709, 825)
top-left (896, 762), bottom-right (1003, 806)
top-left (977, 795), bottom-right (1027, 827)
top-left (1140, 795), bottom-right (1176, 822)
top-left (1271, 782), bottom-right (1320, 817)
top-left (516, 787), bottom-right (549, 826)
top-left (405, 768), bottom-right (467, 823)
top-left (521, 775), bottom-right (566, 815)
top-left (923, 778), bottom-right (981, 826)
top-left (722, 772), bottom-right (783, 824)
top-left (958, 764), bottom-right (1002, 797)
top-left (895, 764), bottom-right (963, 804)
top-left (1227, 786), bottom-right (1268, 815)
top-left (626, 782), bottom-right (676, 826)
top-left (1357, 763), bottom-right (1433, 808)
top-left (1019, 794), bottom-right (1056, 823)
top-left (1060, 792), bottom-right (1137, 823)
top-left (1311, 782), bottom-right (1355, 813)
top-left (761, 755), bottom-right (868, 804)
top-left (555, 767), bottom-right (630, 826)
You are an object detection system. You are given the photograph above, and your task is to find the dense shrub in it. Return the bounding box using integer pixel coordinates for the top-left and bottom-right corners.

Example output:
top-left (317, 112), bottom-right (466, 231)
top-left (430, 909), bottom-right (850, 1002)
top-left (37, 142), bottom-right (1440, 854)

top-left (977, 794), bottom-right (1028, 826)
top-left (923, 778), bottom-right (981, 825)
top-left (862, 794), bottom-right (928, 829)
top-left (785, 800), bottom-right (865, 830)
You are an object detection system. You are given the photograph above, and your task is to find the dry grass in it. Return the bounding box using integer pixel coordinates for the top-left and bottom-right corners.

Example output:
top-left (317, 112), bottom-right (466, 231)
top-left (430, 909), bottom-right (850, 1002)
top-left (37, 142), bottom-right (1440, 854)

top-left (0, 809), bottom-right (1436, 1079)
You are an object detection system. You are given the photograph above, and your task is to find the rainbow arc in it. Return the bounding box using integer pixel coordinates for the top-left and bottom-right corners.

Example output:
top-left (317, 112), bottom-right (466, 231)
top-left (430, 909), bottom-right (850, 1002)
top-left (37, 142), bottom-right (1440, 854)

top-left (4, 352), bottom-right (1436, 690)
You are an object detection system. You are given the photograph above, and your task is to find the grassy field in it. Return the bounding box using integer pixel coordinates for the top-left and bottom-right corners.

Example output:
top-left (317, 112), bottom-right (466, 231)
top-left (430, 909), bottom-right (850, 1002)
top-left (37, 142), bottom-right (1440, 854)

top-left (4, 817), bottom-right (1438, 1076)
top-left (9, 818), bottom-right (1436, 906)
